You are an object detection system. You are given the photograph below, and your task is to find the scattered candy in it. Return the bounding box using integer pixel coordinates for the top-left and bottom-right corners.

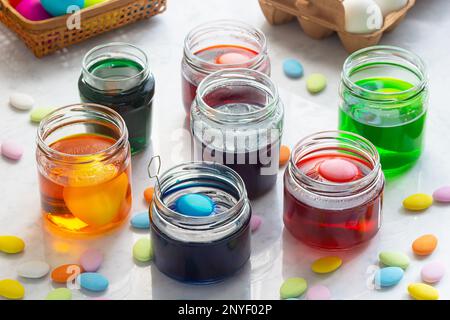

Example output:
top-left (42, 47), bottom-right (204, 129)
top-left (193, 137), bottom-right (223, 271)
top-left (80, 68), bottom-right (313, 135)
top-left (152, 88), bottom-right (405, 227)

top-left (175, 193), bottom-right (215, 217)
top-left (17, 260), bottom-right (50, 279)
top-left (379, 251), bottom-right (409, 269)
top-left (133, 238), bottom-right (153, 262)
top-left (130, 211), bottom-right (150, 229)
top-left (280, 277), bottom-right (307, 299)
top-left (216, 52), bottom-right (249, 65)
top-left (51, 264), bottom-right (84, 283)
top-left (78, 272), bottom-right (109, 292)
top-left (408, 283), bottom-right (439, 300)
top-left (1, 140), bottom-right (24, 161)
top-left (46, 288), bottom-right (72, 300)
top-left (318, 158), bottom-right (358, 183)
top-left (374, 267), bottom-right (404, 288)
top-left (250, 215), bottom-right (262, 233)
top-left (279, 145), bottom-right (290, 167)
top-left (311, 256), bottom-right (342, 274)
top-left (283, 58), bottom-right (304, 79)
top-left (0, 235), bottom-right (25, 254)
top-left (144, 187), bottom-right (154, 204)
top-left (80, 248), bottom-right (103, 272)
top-left (412, 234), bottom-right (437, 256)
top-left (306, 73), bottom-right (327, 94)
top-left (306, 285), bottom-right (331, 300)
top-left (421, 261), bottom-right (445, 284)
top-left (30, 107), bottom-right (54, 123)
top-left (0, 279), bottom-right (25, 299)
top-left (9, 92), bottom-right (35, 111)
top-left (433, 186), bottom-right (450, 203)
top-left (402, 193), bottom-right (433, 211)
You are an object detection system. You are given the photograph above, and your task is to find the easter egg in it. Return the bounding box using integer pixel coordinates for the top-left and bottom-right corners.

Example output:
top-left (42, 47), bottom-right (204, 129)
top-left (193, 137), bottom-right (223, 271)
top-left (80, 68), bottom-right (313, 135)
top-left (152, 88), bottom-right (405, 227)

top-left (343, 0), bottom-right (383, 34)
top-left (379, 251), bottom-right (409, 269)
top-left (41, 0), bottom-right (85, 17)
top-left (283, 58), bottom-right (304, 79)
top-left (374, 267), bottom-right (404, 287)
top-left (0, 235), bottom-right (25, 254)
top-left (78, 272), bottom-right (109, 292)
top-left (0, 279), bottom-right (25, 300)
top-left (130, 211), bottom-right (150, 229)
top-left (30, 107), bottom-right (54, 123)
top-left (175, 194), bottom-right (215, 217)
top-left (17, 260), bottom-right (50, 279)
top-left (9, 92), bottom-right (34, 110)
top-left (311, 256), bottom-right (342, 274)
top-left (80, 248), bottom-right (103, 272)
top-left (412, 234), bottom-right (438, 256)
top-left (144, 187), bottom-right (154, 204)
top-left (280, 277), bottom-right (308, 299)
top-left (279, 145), bottom-right (290, 167)
top-left (373, 0), bottom-right (407, 15)
top-left (408, 283), bottom-right (439, 300)
top-left (15, 0), bottom-right (51, 21)
top-left (133, 238), bottom-right (153, 262)
top-left (1, 140), bottom-right (24, 161)
top-left (403, 193), bottom-right (433, 211)
top-left (51, 264), bottom-right (84, 283)
top-left (85, 0), bottom-right (105, 7)
top-left (306, 73), bottom-right (327, 94)
top-left (46, 288), bottom-right (72, 300)
top-left (319, 158), bottom-right (359, 182)
top-left (421, 261), bottom-right (445, 284)
top-left (433, 186), bottom-right (450, 203)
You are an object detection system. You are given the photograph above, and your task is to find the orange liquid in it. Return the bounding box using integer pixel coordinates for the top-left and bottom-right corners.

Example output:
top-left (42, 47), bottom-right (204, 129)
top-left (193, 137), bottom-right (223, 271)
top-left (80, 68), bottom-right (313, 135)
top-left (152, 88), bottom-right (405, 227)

top-left (39, 134), bottom-right (132, 235)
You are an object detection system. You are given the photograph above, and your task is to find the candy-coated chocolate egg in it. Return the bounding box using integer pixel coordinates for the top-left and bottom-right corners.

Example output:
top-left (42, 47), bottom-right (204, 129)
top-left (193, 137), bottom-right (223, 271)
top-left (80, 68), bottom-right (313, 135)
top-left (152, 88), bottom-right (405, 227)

top-left (175, 194), bottom-right (215, 217)
top-left (41, 0), bottom-right (85, 17)
top-left (15, 0), bottom-right (51, 21)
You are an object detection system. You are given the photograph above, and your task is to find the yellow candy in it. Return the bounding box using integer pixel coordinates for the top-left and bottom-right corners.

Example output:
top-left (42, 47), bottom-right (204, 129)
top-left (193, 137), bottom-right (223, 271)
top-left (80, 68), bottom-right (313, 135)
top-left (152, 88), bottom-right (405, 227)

top-left (0, 279), bottom-right (25, 299)
top-left (0, 236), bottom-right (25, 254)
top-left (403, 193), bottom-right (433, 211)
top-left (408, 283), bottom-right (439, 300)
top-left (311, 256), bottom-right (342, 274)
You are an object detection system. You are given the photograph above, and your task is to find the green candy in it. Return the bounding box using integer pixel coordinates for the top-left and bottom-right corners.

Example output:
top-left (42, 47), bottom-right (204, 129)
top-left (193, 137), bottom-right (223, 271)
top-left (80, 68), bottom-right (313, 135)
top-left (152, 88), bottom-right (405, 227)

top-left (306, 73), bottom-right (327, 94)
top-left (133, 238), bottom-right (153, 262)
top-left (45, 288), bottom-right (72, 300)
top-left (30, 107), bottom-right (54, 123)
top-left (379, 251), bottom-right (410, 269)
top-left (280, 277), bottom-right (307, 299)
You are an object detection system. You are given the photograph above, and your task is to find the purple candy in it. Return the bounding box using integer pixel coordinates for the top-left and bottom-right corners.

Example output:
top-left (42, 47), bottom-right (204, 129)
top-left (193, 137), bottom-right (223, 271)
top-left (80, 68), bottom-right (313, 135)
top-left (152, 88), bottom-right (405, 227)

top-left (433, 186), bottom-right (450, 203)
top-left (80, 248), bottom-right (103, 272)
top-left (1, 140), bottom-right (23, 161)
top-left (421, 261), bottom-right (446, 284)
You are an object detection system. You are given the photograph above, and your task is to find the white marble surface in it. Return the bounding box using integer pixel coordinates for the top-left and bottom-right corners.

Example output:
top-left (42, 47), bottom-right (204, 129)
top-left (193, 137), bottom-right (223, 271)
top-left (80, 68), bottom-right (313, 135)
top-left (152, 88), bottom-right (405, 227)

top-left (1, 0), bottom-right (450, 300)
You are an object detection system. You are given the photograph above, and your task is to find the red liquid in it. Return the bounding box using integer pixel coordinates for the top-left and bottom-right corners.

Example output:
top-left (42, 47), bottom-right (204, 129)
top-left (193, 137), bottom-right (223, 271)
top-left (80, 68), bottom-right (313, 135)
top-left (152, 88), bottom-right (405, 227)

top-left (182, 45), bottom-right (262, 113)
top-left (283, 154), bottom-right (383, 249)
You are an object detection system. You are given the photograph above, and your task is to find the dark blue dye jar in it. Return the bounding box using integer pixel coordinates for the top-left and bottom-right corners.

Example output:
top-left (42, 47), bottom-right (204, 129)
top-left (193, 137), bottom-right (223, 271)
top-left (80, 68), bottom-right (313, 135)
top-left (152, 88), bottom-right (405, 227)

top-left (150, 162), bottom-right (252, 284)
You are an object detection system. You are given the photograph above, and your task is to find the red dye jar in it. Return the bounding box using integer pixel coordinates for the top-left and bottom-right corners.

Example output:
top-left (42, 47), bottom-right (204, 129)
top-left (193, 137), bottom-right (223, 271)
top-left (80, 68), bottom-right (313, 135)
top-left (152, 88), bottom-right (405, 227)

top-left (283, 131), bottom-right (384, 250)
top-left (181, 20), bottom-right (270, 113)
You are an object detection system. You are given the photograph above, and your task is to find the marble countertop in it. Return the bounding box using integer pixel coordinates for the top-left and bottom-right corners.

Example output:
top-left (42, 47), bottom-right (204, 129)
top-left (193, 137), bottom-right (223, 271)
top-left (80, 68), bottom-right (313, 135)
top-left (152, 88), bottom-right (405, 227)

top-left (1, 0), bottom-right (450, 300)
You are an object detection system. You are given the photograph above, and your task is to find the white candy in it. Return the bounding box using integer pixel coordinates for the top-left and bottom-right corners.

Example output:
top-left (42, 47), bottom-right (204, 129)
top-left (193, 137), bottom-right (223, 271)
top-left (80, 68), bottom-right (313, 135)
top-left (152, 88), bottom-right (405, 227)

top-left (343, 0), bottom-right (383, 34)
top-left (9, 92), bottom-right (35, 111)
top-left (373, 0), bottom-right (408, 16)
top-left (17, 260), bottom-right (50, 279)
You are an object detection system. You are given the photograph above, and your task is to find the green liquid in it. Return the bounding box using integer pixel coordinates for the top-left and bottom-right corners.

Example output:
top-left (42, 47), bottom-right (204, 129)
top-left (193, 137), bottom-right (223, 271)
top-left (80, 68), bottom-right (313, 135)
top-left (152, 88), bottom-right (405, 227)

top-left (79, 57), bottom-right (155, 154)
top-left (339, 77), bottom-right (427, 176)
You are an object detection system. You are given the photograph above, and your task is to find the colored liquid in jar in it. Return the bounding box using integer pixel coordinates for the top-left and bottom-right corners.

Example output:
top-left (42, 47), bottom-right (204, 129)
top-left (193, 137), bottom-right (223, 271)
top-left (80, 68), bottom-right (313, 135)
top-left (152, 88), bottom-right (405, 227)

top-left (39, 134), bottom-right (132, 234)
top-left (182, 45), bottom-right (259, 112)
top-left (283, 154), bottom-right (382, 249)
top-left (339, 77), bottom-right (426, 176)
top-left (79, 57), bottom-right (154, 154)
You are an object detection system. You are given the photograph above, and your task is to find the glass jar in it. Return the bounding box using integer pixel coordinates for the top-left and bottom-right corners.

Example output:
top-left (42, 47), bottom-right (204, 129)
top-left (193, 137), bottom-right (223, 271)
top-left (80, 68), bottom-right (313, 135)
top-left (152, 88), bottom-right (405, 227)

top-left (79, 42), bottom-right (155, 155)
top-left (339, 45), bottom-right (428, 176)
top-left (182, 20), bottom-right (270, 113)
top-left (36, 104), bottom-right (132, 235)
top-left (284, 131), bottom-right (384, 250)
top-left (150, 162), bottom-right (251, 284)
top-left (191, 68), bottom-right (284, 198)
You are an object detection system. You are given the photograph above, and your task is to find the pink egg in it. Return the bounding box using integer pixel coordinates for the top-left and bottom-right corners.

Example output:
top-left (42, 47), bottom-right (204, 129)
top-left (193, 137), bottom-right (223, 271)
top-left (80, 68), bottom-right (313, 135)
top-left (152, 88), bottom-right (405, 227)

top-left (1, 140), bottom-right (24, 161)
top-left (15, 0), bottom-right (52, 21)
top-left (306, 285), bottom-right (331, 300)
top-left (319, 158), bottom-right (359, 183)
top-left (421, 261), bottom-right (445, 284)
top-left (80, 248), bottom-right (103, 272)
top-left (250, 215), bottom-right (262, 233)
top-left (9, 0), bottom-right (22, 8)
top-left (433, 186), bottom-right (450, 203)
top-left (216, 53), bottom-right (249, 65)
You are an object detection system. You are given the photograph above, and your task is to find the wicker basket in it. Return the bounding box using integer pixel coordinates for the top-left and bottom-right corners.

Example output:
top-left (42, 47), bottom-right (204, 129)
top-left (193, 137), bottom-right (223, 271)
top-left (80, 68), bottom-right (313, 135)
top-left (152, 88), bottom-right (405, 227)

top-left (0, 0), bottom-right (167, 58)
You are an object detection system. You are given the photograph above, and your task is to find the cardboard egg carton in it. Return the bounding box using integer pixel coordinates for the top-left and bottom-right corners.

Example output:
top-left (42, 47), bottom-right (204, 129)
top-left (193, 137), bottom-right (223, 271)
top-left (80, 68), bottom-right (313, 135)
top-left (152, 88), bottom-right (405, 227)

top-left (259, 0), bottom-right (416, 52)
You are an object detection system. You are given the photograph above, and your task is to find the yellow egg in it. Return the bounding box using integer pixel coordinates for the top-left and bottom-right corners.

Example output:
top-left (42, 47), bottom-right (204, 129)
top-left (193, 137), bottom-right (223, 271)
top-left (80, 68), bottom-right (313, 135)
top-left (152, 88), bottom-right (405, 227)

top-left (0, 236), bottom-right (25, 254)
top-left (311, 256), bottom-right (342, 274)
top-left (408, 283), bottom-right (439, 300)
top-left (403, 193), bottom-right (433, 211)
top-left (0, 279), bottom-right (25, 299)
top-left (85, 0), bottom-right (106, 7)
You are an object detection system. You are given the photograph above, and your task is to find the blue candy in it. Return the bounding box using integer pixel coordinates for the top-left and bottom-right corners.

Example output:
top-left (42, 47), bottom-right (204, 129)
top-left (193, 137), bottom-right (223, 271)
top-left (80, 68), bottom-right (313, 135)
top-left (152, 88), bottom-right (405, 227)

top-left (175, 194), bottom-right (215, 217)
top-left (374, 267), bottom-right (404, 288)
top-left (78, 272), bottom-right (109, 292)
top-left (283, 58), bottom-right (304, 79)
top-left (130, 211), bottom-right (150, 229)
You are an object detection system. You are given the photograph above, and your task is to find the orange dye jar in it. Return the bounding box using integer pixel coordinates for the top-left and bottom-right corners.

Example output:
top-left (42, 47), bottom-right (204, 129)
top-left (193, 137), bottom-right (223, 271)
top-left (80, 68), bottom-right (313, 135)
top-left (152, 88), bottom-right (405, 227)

top-left (36, 104), bottom-right (132, 235)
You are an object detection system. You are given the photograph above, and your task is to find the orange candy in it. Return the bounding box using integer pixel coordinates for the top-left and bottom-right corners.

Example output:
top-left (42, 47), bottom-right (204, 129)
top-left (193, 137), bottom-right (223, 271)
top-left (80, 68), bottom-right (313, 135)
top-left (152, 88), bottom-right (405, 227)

top-left (279, 145), bottom-right (291, 167)
top-left (412, 234), bottom-right (438, 256)
top-left (144, 187), bottom-right (154, 204)
top-left (51, 264), bottom-right (84, 283)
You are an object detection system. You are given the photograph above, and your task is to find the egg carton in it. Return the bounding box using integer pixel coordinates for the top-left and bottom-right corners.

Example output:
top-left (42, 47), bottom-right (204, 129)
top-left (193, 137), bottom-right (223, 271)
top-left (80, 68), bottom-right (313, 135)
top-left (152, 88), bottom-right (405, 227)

top-left (258, 0), bottom-right (416, 52)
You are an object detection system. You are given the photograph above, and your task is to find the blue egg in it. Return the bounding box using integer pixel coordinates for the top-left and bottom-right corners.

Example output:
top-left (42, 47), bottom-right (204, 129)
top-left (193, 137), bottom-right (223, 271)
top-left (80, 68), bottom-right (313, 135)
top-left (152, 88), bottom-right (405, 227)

top-left (130, 211), bottom-right (150, 229)
top-left (41, 0), bottom-right (85, 17)
top-left (374, 267), bottom-right (404, 287)
top-left (78, 272), bottom-right (109, 292)
top-left (175, 194), bottom-right (215, 217)
top-left (283, 58), bottom-right (304, 79)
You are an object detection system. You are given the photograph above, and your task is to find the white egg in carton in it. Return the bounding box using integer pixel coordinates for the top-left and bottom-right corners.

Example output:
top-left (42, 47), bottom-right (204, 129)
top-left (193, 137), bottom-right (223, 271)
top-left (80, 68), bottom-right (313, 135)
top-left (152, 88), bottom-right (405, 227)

top-left (259, 0), bottom-right (415, 52)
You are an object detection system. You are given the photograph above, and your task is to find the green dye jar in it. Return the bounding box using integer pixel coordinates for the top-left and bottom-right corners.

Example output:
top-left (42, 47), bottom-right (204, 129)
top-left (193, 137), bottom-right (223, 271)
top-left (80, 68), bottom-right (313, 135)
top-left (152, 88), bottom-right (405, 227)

top-left (79, 43), bottom-right (155, 154)
top-left (339, 46), bottom-right (428, 176)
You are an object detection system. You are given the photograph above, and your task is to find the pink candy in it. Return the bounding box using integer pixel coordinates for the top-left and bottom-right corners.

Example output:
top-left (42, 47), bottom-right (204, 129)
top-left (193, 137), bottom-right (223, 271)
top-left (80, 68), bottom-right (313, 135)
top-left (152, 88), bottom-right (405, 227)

top-left (421, 261), bottom-right (445, 284)
top-left (1, 140), bottom-right (23, 161)
top-left (306, 285), bottom-right (331, 300)
top-left (319, 158), bottom-right (358, 183)
top-left (433, 186), bottom-right (450, 203)
top-left (80, 248), bottom-right (103, 272)
top-left (250, 215), bottom-right (262, 233)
